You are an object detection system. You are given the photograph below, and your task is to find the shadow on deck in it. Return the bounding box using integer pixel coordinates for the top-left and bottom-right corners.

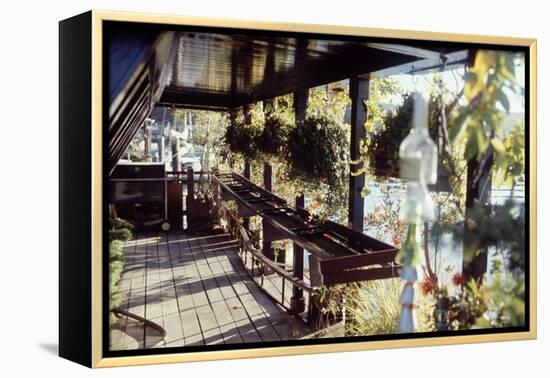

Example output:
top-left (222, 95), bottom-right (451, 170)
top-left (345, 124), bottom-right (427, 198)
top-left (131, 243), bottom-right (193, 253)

top-left (110, 230), bottom-right (314, 350)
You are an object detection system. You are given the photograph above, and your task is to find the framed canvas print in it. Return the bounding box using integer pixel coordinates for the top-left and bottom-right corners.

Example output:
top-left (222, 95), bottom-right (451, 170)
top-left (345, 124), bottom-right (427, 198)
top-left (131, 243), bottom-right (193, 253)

top-left (59, 10), bottom-right (537, 368)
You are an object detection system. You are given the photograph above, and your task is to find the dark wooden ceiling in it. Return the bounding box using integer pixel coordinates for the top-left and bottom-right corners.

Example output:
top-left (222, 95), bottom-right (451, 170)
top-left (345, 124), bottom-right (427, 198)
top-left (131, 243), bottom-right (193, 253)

top-left (156, 32), bottom-right (458, 110)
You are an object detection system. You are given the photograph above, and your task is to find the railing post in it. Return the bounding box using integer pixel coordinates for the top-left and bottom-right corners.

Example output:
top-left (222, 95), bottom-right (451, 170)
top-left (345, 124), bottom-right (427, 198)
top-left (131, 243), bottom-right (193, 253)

top-left (144, 120), bottom-right (152, 159)
top-left (281, 277), bottom-right (286, 306)
top-left (158, 133), bottom-right (165, 163)
top-left (262, 99), bottom-right (276, 262)
top-left (290, 89), bottom-right (308, 314)
top-left (243, 104), bottom-right (252, 229)
top-left (186, 167), bottom-right (194, 226)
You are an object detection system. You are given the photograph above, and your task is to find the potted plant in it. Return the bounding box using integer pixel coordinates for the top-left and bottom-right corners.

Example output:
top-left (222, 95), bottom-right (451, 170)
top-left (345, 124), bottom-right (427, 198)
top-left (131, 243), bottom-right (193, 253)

top-left (367, 92), bottom-right (453, 192)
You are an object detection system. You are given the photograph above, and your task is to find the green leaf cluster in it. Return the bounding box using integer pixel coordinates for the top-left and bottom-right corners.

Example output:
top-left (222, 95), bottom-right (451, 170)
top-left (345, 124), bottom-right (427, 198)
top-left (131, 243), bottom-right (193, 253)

top-left (108, 217), bottom-right (134, 326)
top-left (367, 92), bottom-right (445, 177)
top-left (449, 50), bottom-right (521, 166)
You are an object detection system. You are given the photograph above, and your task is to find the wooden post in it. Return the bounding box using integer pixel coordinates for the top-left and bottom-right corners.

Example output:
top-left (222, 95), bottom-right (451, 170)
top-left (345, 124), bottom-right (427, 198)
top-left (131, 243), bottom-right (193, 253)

top-left (228, 110), bottom-right (238, 170)
top-left (158, 132), bottom-right (165, 163)
top-left (348, 77), bottom-right (369, 233)
top-left (462, 152), bottom-right (493, 282)
top-left (290, 90), bottom-right (308, 314)
top-left (171, 133), bottom-right (180, 172)
top-left (262, 99), bottom-right (276, 261)
top-left (243, 104), bottom-right (252, 179)
top-left (186, 167), bottom-right (194, 226)
top-left (242, 104), bottom-right (252, 229)
top-left (144, 121), bottom-right (152, 159)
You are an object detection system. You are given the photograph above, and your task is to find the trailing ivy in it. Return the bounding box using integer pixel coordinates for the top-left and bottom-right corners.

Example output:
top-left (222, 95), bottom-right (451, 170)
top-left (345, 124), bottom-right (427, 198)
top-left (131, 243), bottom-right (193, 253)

top-left (287, 114), bottom-right (350, 219)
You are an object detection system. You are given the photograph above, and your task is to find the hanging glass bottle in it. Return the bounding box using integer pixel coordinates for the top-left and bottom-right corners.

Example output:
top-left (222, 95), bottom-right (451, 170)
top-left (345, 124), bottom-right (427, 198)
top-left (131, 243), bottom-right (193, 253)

top-left (399, 92), bottom-right (438, 222)
top-left (396, 92), bottom-right (438, 333)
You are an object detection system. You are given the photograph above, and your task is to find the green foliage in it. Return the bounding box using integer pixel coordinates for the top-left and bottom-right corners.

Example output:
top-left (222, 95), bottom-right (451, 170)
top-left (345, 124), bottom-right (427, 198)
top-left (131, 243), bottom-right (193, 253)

top-left (287, 114), bottom-right (350, 219)
top-left (108, 218), bottom-right (133, 326)
top-left (363, 182), bottom-right (408, 246)
top-left (191, 111), bottom-right (229, 147)
top-left (109, 217), bottom-right (134, 242)
top-left (476, 270), bottom-right (525, 328)
top-left (363, 77), bottom-right (403, 134)
top-left (109, 240), bottom-right (125, 325)
top-left (421, 200), bottom-right (526, 331)
top-left (420, 268), bottom-right (525, 331)
top-left (108, 228), bottom-right (131, 242)
top-left (345, 280), bottom-right (403, 336)
top-left (222, 88), bottom-right (351, 221)
top-left (256, 112), bottom-right (293, 161)
top-left (447, 278), bottom-right (488, 330)
top-left (453, 200), bottom-right (525, 273)
top-left (307, 84), bottom-right (350, 119)
top-left (224, 116), bottom-right (262, 162)
top-left (352, 77), bottom-right (402, 181)
top-left (110, 217), bottom-right (134, 233)
top-left (318, 279), bottom-right (434, 335)
top-left (492, 122), bottom-right (525, 188)
top-left (367, 92), bottom-right (445, 177)
top-left (450, 50), bottom-right (522, 168)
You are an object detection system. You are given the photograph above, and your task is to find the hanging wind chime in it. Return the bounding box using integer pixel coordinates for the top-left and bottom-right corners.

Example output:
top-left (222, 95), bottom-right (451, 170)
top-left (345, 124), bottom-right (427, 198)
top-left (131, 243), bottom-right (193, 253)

top-left (396, 92), bottom-right (438, 333)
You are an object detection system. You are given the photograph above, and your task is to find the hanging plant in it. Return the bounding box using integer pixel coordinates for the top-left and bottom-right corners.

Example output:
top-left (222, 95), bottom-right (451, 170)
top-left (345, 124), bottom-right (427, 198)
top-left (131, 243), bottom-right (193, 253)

top-left (287, 114), bottom-right (350, 218)
top-left (367, 93), bottom-right (451, 179)
top-left (224, 114), bottom-right (263, 162)
top-left (255, 112), bottom-right (292, 161)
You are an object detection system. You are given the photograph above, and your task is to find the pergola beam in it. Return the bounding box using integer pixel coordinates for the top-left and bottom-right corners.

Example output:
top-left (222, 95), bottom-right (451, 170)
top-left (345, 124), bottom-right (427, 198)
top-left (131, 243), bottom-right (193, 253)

top-left (367, 49), bottom-right (471, 78)
top-left (348, 77), bottom-right (369, 232)
top-left (159, 87), bottom-right (252, 109)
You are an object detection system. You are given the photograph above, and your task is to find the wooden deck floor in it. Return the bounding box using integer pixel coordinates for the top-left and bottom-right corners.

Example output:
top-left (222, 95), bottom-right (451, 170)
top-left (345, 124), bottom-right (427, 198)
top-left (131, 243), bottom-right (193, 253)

top-left (110, 230), bottom-right (313, 350)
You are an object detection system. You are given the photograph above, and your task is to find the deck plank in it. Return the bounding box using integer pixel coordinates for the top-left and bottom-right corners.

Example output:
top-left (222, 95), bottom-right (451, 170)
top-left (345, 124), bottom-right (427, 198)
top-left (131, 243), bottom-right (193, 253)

top-left (170, 232), bottom-right (205, 346)
top-left (123, 232), bottom-right (149, 349)
top-left (144, 232), bottom-right (165, 348)
top-left (182, 234), bottom-right (225, 344)
top-left (193, 236), bottom-right (263, 343)
top-left (110, 228), bottom-right (313, 350)
top-left (193, 234), bottom-right (246, 344)
top-left (158, 233), bottom-right (185, 347)
top-left (224, 248), bottom-right (311, 340)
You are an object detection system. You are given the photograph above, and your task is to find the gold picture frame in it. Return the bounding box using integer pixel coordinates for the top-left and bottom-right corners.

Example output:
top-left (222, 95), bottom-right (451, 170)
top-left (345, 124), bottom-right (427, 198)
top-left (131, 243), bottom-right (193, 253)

top-left (59, 9), bottom-right (537, 368)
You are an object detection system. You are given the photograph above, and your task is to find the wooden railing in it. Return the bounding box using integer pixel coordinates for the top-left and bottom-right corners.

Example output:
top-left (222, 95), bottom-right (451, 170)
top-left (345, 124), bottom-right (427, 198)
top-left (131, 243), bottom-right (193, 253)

top-left (205, 170), bottom-right (398, 330)
top-left (210, 172), bottom-right (399, 286)
top-left (218, 202), bottom-right (314, 324)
